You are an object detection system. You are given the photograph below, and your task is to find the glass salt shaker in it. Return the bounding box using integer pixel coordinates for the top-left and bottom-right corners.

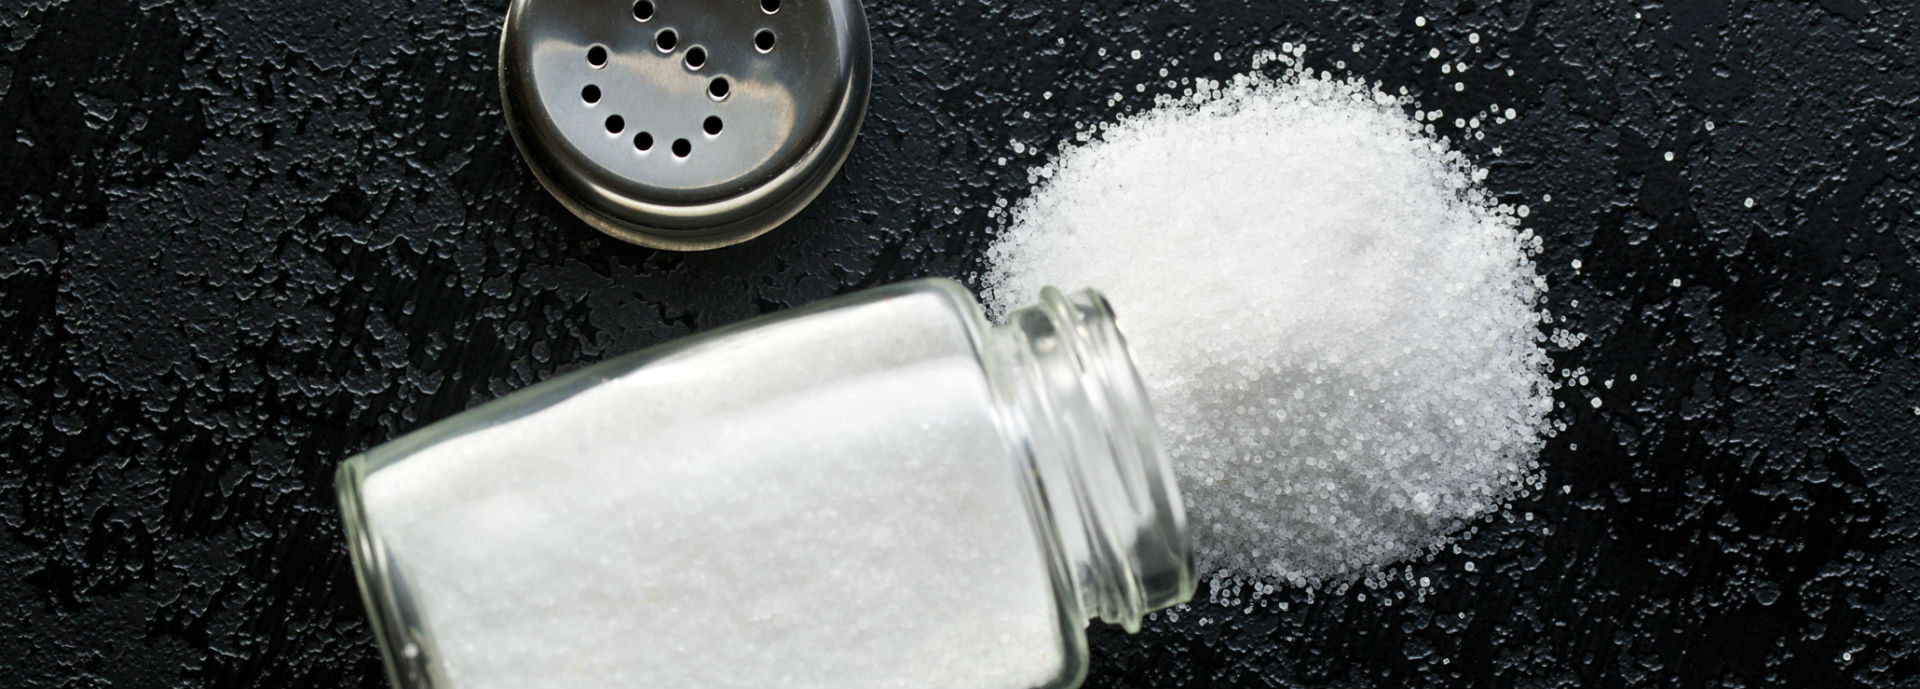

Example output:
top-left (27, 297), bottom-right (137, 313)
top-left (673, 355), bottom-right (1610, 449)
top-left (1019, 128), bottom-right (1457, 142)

top-left (336, 278), bottom-right (1195, 689)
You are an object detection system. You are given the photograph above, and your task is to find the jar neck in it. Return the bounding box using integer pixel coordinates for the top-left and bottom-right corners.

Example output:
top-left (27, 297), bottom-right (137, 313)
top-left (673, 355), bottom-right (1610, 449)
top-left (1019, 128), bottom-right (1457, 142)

top-left (986, 287), bottom-right (1195, 632)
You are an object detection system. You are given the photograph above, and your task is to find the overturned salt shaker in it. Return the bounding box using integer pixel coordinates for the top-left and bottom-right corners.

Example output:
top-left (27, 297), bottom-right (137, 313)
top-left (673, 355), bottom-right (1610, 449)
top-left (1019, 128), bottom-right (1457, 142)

top-left (336, 278), bottom-right (1195, 689)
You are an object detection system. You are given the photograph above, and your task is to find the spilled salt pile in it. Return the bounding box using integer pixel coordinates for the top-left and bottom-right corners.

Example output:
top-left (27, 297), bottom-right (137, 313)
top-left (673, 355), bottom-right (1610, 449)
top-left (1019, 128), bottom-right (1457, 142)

top-left (982, 52), bottom-right (1554, 589)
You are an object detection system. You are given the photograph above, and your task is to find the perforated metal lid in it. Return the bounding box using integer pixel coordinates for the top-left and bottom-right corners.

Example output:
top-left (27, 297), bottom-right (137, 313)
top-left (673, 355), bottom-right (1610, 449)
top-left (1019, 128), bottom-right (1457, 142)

top-left (500, 0), bottom-right (870, 250)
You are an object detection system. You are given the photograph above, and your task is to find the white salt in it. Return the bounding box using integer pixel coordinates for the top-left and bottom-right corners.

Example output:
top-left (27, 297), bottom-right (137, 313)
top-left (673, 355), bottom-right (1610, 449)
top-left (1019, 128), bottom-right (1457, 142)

top-left (983, 56), bottom-right (1552, 589)
top-left (361, 297), bottom-right (1064, 688)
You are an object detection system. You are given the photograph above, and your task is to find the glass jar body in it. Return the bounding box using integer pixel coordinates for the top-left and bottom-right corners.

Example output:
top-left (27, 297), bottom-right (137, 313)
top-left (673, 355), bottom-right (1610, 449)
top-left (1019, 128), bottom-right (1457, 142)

top-left (338, 278), bottom-right (1191, 689)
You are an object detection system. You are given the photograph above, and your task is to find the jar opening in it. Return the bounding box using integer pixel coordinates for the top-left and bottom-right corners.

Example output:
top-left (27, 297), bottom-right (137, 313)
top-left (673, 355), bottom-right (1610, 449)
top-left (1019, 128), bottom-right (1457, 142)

top-left (990, 287), bottom-right (1197, 632)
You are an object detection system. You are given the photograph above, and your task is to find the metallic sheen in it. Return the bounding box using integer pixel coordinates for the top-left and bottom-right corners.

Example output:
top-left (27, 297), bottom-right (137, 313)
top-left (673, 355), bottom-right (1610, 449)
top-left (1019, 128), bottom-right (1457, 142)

top-left (500, 0), bottom-right (870, 250)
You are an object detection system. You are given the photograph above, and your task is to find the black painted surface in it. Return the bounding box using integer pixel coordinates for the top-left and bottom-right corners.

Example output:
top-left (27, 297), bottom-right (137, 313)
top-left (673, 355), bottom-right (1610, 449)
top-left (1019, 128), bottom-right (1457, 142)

top-left (1, 1), bottom-right (1916, 687)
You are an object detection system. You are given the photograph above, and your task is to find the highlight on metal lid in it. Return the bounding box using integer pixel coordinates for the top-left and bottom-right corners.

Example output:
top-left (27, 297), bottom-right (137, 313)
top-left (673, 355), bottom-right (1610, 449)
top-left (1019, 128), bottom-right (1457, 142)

top-left (500, 0), bottom-right (871, 250)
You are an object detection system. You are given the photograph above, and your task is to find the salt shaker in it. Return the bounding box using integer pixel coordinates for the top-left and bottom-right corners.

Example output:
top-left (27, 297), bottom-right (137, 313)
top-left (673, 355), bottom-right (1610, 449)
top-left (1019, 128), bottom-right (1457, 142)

top-left (336, 278), bottom-right (1194, 689)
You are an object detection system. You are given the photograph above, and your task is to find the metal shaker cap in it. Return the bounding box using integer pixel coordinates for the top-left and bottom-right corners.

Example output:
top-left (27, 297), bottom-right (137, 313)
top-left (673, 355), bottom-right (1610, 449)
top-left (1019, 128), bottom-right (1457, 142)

top-left (500, 0), bottom-right (871, 250)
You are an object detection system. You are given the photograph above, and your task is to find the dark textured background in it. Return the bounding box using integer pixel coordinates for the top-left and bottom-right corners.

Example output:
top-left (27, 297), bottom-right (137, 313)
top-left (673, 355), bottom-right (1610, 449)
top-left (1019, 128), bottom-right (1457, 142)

top-left (2, 0), bottom-right (1917, 686)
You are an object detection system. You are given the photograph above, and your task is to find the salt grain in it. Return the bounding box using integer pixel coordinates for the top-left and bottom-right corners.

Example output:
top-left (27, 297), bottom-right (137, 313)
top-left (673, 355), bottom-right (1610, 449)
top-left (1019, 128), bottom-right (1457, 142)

top-left (983, 57), bottom-right (1552, 590)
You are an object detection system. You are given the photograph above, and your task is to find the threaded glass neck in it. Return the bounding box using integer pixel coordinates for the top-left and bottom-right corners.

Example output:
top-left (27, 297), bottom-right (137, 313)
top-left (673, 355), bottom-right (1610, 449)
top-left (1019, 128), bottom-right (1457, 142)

top-left (988, 287), bottom-right (1195, 632)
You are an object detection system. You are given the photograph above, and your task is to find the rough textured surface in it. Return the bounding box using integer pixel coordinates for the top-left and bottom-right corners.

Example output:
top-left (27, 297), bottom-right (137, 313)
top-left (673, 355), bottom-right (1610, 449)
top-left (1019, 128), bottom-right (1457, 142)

top-left (0, 1), bottom-right (1915, 687)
